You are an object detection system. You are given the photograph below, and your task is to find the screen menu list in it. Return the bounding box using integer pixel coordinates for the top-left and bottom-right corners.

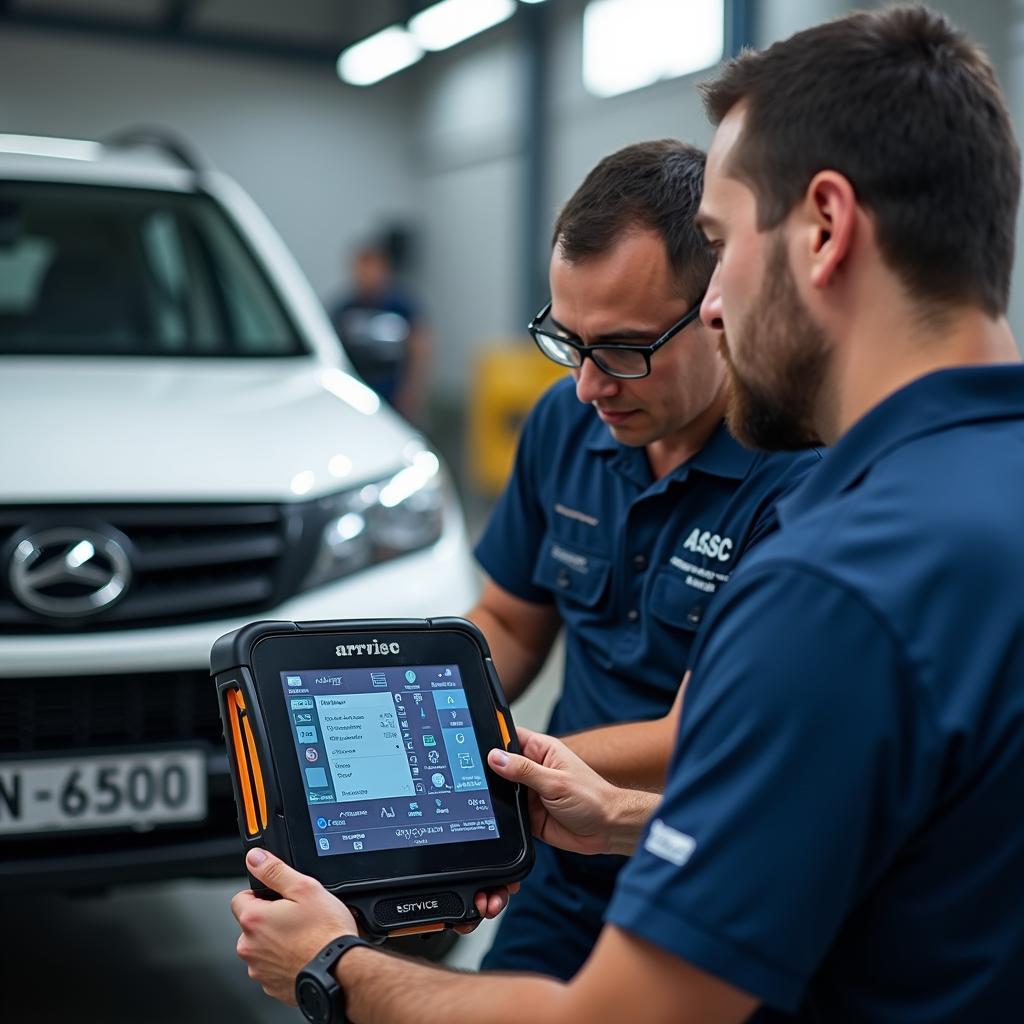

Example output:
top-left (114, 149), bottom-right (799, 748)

top-left (281, 664), bottom-right (499, 856)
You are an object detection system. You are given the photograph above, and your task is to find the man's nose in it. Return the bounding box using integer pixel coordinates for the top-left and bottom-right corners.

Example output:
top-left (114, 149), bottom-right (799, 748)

top-left (701, 266), bottom-right (724, 331)
top-left (574, 356), bottom-right (619, 404)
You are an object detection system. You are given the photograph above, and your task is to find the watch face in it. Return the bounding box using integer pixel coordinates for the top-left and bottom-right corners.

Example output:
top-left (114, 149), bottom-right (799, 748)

top-left (297, 976), bottom-right (333, 1024)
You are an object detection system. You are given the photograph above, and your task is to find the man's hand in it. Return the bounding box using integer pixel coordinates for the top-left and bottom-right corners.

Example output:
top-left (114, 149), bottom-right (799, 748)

top-left (488, 728), bottom-right (656, 856)
top-left (231, 849), bottom-right (358, 1005)
top-left (458, 882), bottom-right (521, 933)
top-left (232, 847), bottom-right (517, 995)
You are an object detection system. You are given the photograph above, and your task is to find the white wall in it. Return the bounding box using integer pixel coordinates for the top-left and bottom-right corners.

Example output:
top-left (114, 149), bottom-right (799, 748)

top-left (0, 26), bottom-right (419, 302)
top-left (754, 0), bottom-right (851, 43)
top-left (547, 4), bottom-right (715, 212)
top-left (409, 29), bottom-right (526, 394)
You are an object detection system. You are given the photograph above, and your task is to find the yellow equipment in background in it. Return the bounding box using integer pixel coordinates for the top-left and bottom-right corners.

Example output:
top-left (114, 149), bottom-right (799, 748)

top-left (468, 342), bottom-right (567, 497)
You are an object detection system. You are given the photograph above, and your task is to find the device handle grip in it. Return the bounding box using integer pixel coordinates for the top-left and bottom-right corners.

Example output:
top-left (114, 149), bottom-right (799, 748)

top-left (215, 666), bottom-right (287, 894)
top-left (342, 881), bottom-right (484, 942)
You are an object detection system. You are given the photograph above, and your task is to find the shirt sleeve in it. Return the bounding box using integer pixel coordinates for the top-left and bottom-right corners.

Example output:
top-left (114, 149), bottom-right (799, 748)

top-left (743, 450), bottom-right (823, 554)
top-left (473, 396), bottom-right (554, 605)
top-left (606, 562), bottom-right (929, 1012)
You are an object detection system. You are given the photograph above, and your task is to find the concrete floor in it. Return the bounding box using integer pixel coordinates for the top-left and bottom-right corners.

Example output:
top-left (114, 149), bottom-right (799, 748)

top-left (0, 643), bottom-right (563, 1024)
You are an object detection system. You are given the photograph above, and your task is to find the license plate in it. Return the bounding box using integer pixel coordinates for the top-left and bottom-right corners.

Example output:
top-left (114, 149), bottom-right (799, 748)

top-left (0, 749), bottom-right (207, 836)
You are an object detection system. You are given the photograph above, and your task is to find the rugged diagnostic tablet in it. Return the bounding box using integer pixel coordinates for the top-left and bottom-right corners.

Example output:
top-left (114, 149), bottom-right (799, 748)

top-left (211, 618), bottom-right (533, 940)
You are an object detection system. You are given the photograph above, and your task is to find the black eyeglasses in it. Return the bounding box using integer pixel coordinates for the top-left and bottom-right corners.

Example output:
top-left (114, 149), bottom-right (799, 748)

top-left (527, 294), bottom-right (704, 380)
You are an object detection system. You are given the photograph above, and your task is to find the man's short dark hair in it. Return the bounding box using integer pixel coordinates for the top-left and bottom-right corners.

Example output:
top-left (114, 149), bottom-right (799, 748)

top-left (553, 140), bottom-right (714, 303)
top-left (701, 4), bottom-right (1021, 317)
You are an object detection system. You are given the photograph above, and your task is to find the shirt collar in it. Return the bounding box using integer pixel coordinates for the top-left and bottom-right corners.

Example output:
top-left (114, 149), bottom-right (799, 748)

top-left (585, 416), bottom-right (622, 454)
top-left (585, 414), bottom-right (757, 485)
top-left (777, 364), bottom-right (1024, 524)
top-left (687, 419), bottom-right (759, 480)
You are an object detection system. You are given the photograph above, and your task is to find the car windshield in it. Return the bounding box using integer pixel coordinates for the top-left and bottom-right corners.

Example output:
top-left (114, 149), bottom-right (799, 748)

top-left (0, 181), bottom-right (306, 357)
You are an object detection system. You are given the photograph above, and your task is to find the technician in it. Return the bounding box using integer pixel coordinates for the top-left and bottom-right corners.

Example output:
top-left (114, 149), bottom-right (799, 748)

top-left (464, 139), bottom-right (818, 978)
top-left (233, 7), bottom-right (1024, 1021)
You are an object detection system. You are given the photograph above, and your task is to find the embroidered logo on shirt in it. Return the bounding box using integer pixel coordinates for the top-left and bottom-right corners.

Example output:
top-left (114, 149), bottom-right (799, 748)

top-left (554, 503), bottom-right (599, 527)
top-left (682, 527), bottom-right (734, 562)
top-left (644, 819), bottom-right (696, 867)
top-left (670, 556), bottom-right (730, 595)
top-left (550, 545), bottom-right (589, 572)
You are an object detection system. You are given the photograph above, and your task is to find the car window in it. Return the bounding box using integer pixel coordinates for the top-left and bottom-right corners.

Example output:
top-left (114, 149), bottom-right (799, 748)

top-left (0, 181), bottom-right (307, 357)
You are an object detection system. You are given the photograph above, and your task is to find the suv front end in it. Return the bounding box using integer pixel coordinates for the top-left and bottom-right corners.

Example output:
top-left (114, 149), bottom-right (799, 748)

top-left (0, 134), bottom-right (478, 889)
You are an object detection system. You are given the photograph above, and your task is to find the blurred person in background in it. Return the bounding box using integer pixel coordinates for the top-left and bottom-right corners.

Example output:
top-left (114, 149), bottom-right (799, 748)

top-left (329, 240), bottom-right (432, 423)
top-left (463, 139), bottom-right (820, 980)
top-left (234, 6), bottom-right (1024, 1021)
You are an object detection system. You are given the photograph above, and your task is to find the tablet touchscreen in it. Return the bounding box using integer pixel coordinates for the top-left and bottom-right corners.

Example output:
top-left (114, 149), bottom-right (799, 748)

top-left (280, 663), bottom-right (498, 857)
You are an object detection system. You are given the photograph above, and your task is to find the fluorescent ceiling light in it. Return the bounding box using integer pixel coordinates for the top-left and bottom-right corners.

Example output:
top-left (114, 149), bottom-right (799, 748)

top-left (337, 26), bottom-right (423, 86)
top-left (0, 134), bottom-right (102, 162)
top-left (409, 0), bottom-right (516, 53)
top-left (583, 0), bottom-right (724, 98)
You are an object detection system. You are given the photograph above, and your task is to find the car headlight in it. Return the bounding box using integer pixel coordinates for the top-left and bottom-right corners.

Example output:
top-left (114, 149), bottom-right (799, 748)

top-left (301, 448), bottom-right (446, 592)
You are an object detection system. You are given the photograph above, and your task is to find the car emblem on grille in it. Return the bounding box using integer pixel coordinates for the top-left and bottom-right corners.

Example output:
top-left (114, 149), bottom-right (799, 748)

top-left (8, 526), bottom-right (133, 618)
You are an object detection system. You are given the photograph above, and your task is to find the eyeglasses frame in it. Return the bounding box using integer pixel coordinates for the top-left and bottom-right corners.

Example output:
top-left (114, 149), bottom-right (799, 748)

top-left (527, 293), bottom-right (705, 380)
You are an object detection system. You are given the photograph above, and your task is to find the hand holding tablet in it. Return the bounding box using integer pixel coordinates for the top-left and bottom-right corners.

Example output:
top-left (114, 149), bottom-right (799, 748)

top-left (212, 617), bottom-right (533, 940)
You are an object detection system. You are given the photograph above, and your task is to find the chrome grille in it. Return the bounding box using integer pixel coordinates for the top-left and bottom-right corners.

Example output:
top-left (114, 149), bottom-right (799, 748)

top-left (0, 503), bottom-right (307, 631)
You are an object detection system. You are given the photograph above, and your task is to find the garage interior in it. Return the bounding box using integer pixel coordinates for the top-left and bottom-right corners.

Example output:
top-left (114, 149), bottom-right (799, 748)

top-left (1, 2), bottom-right (1023, 1021)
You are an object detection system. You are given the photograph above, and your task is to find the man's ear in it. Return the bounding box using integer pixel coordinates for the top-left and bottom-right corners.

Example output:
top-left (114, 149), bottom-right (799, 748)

top-left (802, 170), bottom-right (857, 290)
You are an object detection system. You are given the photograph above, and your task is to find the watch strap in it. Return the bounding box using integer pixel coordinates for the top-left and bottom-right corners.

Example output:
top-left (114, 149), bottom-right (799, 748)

top-left (296, 935), bottom-right (372, 1024)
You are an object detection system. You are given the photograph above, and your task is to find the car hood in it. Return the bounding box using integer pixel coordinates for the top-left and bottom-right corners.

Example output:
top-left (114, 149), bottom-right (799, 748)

top-left (1, 358), bottom-right (417, 502)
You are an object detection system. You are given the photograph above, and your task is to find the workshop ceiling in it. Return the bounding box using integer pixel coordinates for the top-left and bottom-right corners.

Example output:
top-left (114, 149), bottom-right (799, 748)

top-left (1, 0), bottom-right (428, 64)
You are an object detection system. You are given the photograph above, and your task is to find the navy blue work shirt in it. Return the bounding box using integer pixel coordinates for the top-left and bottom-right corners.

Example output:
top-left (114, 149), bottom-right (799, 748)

top-left (607, 365), bottom-right (1024, 1021)
top-left (475, 377), bottom-right (821, 734)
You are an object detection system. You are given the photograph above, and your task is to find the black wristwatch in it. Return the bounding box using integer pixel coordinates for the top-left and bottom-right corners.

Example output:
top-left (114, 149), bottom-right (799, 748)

top-left (295, 934), bottom-right (372, 1024)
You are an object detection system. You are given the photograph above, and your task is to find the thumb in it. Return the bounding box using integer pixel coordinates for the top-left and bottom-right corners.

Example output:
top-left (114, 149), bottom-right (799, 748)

top-left (246, 848), bottom-right (312, 900)
top-left (488, 748), bottom-right (560, 798)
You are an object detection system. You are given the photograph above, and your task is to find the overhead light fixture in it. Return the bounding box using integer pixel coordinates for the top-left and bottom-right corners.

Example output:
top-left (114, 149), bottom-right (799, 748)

top-left (0, 134), bottom-right (103, 162)
top-left (337, 25), bottom-right (424, 86)
top-left (409, 0), bottom-right (516, 53)
top-left (519, 0), bottom-right (548, 4)
top-left (583, 0), bottom-right (724, 98)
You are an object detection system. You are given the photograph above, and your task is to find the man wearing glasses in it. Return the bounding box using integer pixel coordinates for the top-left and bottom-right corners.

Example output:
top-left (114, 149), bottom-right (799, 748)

top-left (464, 140), bottom-right (819, 980)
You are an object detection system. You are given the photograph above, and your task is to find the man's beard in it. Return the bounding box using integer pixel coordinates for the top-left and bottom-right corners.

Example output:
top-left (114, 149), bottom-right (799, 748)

top-left (721, 235), bottom-right (830, 451)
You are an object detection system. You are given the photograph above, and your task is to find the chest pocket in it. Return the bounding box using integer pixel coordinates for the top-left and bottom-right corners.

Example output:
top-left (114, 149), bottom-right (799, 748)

top-left (649, 565), bottom-right (711, 633)
top-left (532, 534), bottom-right (612, 609)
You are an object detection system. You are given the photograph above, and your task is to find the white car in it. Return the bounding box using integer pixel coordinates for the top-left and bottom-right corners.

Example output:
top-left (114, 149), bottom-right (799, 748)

top-left (0, 132), bottom-right (478, 889)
